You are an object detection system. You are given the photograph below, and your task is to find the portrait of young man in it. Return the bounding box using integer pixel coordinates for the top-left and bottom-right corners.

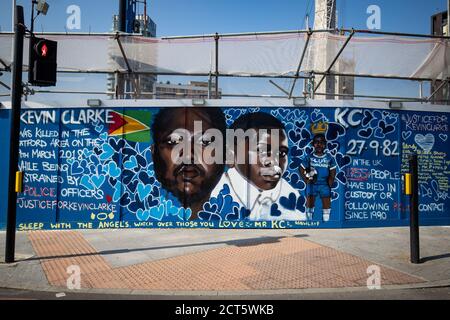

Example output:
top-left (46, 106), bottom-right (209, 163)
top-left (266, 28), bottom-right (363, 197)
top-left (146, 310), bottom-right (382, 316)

top-left (151, 107), bottom-right (227, 219)
top-left (211, 111), bottom-right (305, 221)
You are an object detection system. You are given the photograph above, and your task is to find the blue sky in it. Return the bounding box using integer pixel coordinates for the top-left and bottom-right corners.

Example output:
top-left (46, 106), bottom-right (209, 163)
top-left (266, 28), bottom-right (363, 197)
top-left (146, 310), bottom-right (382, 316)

top-left (0, 0), bottom-right (446, 35)
top-left (0, 0), bottom-right (447, 103)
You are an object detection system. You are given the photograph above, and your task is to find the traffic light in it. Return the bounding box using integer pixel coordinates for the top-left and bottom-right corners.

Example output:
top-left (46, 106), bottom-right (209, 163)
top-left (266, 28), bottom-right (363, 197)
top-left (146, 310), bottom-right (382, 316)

top-left (28, 36), bottom-right (57, 86)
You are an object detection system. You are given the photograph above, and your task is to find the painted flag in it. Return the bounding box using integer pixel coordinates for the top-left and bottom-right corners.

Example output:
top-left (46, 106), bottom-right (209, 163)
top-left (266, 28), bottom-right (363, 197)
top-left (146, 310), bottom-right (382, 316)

top-left (108, 110), bottom-right (152, 142)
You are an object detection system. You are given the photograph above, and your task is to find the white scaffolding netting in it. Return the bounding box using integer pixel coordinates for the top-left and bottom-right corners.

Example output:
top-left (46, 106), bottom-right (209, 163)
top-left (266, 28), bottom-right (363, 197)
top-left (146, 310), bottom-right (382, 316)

top-left (0, 31), bottom-right (448, 80)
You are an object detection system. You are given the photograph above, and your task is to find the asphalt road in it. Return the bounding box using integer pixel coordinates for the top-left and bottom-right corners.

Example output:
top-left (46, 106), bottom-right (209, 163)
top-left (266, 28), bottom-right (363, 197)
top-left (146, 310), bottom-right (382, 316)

top-left (0, 286), bottom-right (449, 300)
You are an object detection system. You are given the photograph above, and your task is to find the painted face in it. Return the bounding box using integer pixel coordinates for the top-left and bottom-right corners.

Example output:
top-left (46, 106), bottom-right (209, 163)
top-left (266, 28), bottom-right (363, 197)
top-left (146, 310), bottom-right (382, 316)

top-left (312, 135), bottom-right (326, 155)
top-left (235, 129), bottom-right (288, 191)
top-left (152, 108), bottom-right (225, 207)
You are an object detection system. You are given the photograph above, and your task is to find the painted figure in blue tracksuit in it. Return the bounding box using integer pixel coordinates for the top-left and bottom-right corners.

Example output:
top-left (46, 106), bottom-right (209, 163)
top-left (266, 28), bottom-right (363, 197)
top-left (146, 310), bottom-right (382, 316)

top-left (299, 133), bottom-right (337, 222)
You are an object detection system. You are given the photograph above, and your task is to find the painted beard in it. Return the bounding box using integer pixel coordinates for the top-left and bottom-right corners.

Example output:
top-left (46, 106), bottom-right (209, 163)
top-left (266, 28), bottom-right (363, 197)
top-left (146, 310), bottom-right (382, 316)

top-left (152, 151), bottom-right (224, 208)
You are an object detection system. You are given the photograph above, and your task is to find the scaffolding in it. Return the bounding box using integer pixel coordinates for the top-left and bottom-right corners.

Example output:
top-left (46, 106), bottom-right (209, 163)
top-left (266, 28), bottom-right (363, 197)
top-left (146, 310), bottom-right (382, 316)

top-left (0, 28), bottom-right (449, 103)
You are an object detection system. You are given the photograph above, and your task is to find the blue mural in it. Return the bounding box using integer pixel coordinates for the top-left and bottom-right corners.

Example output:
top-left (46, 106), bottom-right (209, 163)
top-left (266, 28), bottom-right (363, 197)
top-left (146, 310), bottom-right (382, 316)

top-left (0, 106), bottom-right (449, 230)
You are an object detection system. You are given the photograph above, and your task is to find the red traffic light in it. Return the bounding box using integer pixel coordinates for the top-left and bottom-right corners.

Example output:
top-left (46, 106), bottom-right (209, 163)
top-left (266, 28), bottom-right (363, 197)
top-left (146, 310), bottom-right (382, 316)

top-left (34, 39), bottom-right (52, 58)
top-left (28, 36), bottom-right (57, 86)
top-left (40, 43), bottom-right (48, 57)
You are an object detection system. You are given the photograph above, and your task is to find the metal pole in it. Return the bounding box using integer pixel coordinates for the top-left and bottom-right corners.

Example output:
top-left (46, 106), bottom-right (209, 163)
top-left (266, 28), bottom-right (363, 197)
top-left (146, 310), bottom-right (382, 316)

top-left (208, 73), bottom-right (212, 99)
top-left (419, 81), bottom-right (423, 99)
top-left (11, 0), bottom-right (16, 31)
top-left (448, 0), bottom-right (450, 36)
top-left (119, 0), bottom-right (126, 32)
top-left (314, 30), bottom-right (355, 94)
top-left (5, 5), bottom-right (24, 264)
top-left (214, 32), bottom-right (219, 99)
top-left (289, 30), bottom-right (312, 99)
top-left (409, 154), bottom-right (420, 264)
top-left (427, 78), bottom-right (450, 102)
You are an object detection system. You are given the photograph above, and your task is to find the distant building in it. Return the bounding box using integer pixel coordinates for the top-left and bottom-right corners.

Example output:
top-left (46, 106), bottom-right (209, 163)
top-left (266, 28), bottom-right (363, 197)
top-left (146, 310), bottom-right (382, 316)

top-left (430, 11), bottom-right (449, 104)
top-left (153, 80), bottom-right (221, 99)
top-left (312, 0), bottom-right (354, 100)
top-left (108, 14), bottom-right (157, 99)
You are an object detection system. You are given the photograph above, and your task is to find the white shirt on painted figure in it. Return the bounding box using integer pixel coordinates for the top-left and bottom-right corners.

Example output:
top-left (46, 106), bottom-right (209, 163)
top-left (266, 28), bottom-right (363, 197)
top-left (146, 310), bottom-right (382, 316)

top-left (211, 167), bottom-right (306, 221)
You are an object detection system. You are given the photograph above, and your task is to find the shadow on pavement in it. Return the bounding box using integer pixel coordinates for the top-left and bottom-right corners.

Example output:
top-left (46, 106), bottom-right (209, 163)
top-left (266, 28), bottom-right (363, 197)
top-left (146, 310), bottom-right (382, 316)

top-left (19, 234), bottom-right (309, 262)
top-left (421, 253), bottom-right (450, 263)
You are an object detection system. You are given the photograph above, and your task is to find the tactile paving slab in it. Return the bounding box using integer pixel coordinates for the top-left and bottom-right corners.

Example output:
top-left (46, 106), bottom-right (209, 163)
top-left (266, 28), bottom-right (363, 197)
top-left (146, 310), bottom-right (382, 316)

top-left (28, 230), bottom-right (425, 291)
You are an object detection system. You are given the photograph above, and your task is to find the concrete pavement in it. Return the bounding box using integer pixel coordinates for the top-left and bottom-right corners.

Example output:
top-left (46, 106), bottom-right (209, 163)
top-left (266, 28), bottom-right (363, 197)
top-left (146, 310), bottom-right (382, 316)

top-left (0, 226), bottom-right (449, 298)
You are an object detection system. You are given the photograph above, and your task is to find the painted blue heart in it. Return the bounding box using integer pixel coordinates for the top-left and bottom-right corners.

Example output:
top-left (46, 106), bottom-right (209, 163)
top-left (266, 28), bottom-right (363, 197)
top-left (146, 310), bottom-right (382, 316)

top-left (146, 194), bottom-right (159, 208)
top-left (326, 123), bottom-right (345, 141)
top-left (270, 203), bottom-right (282, 217)
top-left (331, 191), bottom-right (339, 200)
top-left (107, 161), bottom-right (121, 178)
top-left (80, 175), bottom-right (94, 190)
top-left (138, 171), bottom-right (154, 185)
top-left (198, 211), bottom-right (221, 221)
top-left (165, 200), bottom-right (180, 216)
top-left (128, 195), bottom-right (145, 212)
top-left (95, 124), bottom-right (104, 133)
top-left (336, 171), bottom-right (347, 184)
top-left (280, 192), bottom-right (297, 210)
top-left (99, 144), bottom-right (114, 161)
top-left (150, 186), bottom-right (160, 198)
top-left (109, 176), bottom-right (118, 187)
top-left (136, 208), bottom-right (151, 221)
top-left (402, 131), bottom-right (412, 140)
top-left (83, 148), bottom-right (93, 158)
top-left (203, 202), bottom-right (218, 214)
top-left (135, 154), bottom-right (147, 168)
top-left (177, 207), bottom-right (192, 220)
top-left (113, 181), bottom-right (123, 202)
top-left (299, 129), bottom-right (312, 148)
top-left (70, 161), bottom-right (84, 175)
top-left (358, 127), bottom-right (373, 139)
top-left (335, 153), bottom-right (351, 169)
top-left (384, 115), bottom-right (397, 126)
top-left (93, 147), bottom-right (102, 156)
top-left (374, 128), bottom-right (385, 139)
top-left (120, 192), bottom-right (131, 207)
top-left (149, 204), bottom-right (165, 221)
top-left (127, 179), bottom-right (139, 194)
top-left (295, 195), bottom-right (306, 211)
top-left (289, 173), bottom-right (305, 190)
top-left (327, 141), bottom-right (339, 152)
top-left (124, 155), bottom-right (138, 170)
top-left (99, 132), bottom-right (108, 141)
top-left (294, 120), bottom-right (306, 130)
top-left (378, 120), bottom-right (395, 135)
top-left (91, 174), bottom-right (105, 189)
top-left (290, 146), bottom-right (303, 157)
top-left (227, 109), bottom-right (243, 121)
top-left (225, 206), bottom-right (240, 221)
top-left (288, 130), bottom-right (302, 144)
top-left (137, 183), bottom-right (152, 201)
top-left (277, 108), bottom-right (290, 119)
top-left (109, 138), bottom-right (125, 152)
top-left (311, 110), bottom-right (325, 123)
top-left (362, 110), bottom-right (374, 127)
top-left (122, 147), bottom-right (137, 159)
top-left (122, 169), bottom-right (135, 185)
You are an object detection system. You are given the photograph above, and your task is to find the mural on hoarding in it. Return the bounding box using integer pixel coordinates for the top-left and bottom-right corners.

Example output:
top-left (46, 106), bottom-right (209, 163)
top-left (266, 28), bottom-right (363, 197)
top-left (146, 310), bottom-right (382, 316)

top-left (0, 106), bottom-right (448, 230)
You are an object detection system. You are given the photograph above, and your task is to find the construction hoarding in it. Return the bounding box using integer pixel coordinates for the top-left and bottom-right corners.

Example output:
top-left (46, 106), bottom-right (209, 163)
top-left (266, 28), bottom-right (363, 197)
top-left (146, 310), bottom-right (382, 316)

top-left (0, 100), bottom-right (448, 230)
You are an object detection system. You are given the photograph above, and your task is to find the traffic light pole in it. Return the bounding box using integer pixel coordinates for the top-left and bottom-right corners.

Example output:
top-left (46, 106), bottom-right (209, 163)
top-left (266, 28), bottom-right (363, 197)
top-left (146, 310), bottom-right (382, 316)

top-left (409, 154), bottom-right (420, 264)
top-left (5, 5), bottom-right (25, 263)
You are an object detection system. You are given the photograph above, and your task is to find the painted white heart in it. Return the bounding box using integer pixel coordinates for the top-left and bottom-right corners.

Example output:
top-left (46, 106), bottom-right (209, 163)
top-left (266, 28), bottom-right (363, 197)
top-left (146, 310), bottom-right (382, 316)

top-left (439, 134), bottom-right (448, 142)
top-left (402, 131), bottom-right (412, 140)
top-left (414, 133), bottom-right (435, 153)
